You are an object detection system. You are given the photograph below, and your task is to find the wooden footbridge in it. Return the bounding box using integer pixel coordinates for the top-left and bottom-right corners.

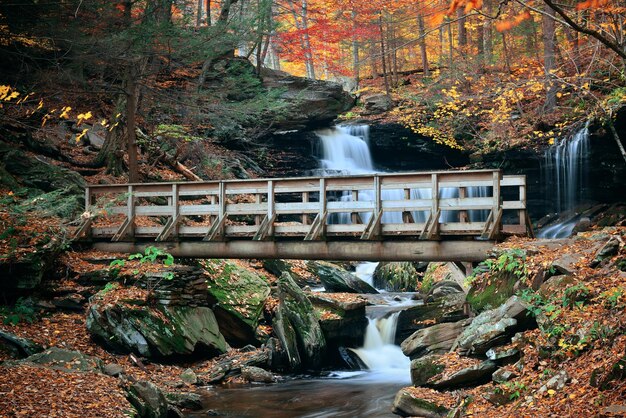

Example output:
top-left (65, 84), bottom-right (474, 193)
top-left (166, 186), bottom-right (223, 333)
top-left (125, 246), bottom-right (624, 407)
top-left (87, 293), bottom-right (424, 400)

top-left (77, 169), bottom-right (531, 262)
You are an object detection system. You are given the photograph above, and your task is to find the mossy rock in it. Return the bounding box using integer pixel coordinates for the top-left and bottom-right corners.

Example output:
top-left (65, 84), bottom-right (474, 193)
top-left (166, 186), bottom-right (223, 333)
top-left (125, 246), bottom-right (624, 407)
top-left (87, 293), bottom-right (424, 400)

top-left (307, 261), bottom-right (378, 294)
top-left (466, 270), bottom-right (519, 313)
top-left (410, 354), bottom-right (446, 386)
top-left (278, 272), bottom-right (326, 369)
top-left (204, 260), bottom-right (271, 346)
top-left (392, 387), bottom-right (450, 418)
top-left (86, 302), bottom-right (228, 359)
top-left (373, 262), bottom-right (419, 292)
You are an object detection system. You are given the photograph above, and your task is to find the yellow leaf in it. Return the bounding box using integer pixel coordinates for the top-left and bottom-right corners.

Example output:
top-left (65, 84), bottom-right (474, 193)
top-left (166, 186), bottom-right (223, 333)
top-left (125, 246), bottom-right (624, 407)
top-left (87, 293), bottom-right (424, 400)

top-left (60, 106), bottom-right (72, 119)
top-left (547, 389), bottom-right (556, 396)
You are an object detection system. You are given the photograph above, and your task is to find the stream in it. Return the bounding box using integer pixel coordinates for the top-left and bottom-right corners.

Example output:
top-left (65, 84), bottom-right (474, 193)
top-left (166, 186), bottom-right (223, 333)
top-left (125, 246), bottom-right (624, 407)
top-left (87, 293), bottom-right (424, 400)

top-left (192, 263), bottom-right (416, 418)
top-left (193, 126), bottom-right (417, 417)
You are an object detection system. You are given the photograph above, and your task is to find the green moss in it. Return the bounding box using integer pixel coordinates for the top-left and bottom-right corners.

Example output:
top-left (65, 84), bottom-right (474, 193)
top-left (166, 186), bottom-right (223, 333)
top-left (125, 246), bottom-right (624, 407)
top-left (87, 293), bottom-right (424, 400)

top-left (467, 270), bottom-right (518, 312)
top-left (204, 260), bottom-right (270, 328)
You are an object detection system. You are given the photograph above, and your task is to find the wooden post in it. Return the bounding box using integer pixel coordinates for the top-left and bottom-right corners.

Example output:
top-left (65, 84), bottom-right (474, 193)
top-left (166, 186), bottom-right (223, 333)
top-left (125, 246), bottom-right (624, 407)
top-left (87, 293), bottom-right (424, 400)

top-left (85, 187), bottom-right (91, 212)
top-left (351, 190), bottom-right (359, 224)
top-left (127, 185), bottom-right (135, 238)
top-left (319, 178), bottom-right (326, 236)
top-left (219, 182), bottom-right (226, 220)
top-left (267, 180), bottom-right (275, 237)
top-left (374, 176), bottom-right (381, 216)
top-left (431, 173), bottom-right (439, 232)
top-left (172, 183), bottom-right (179, 237)
top-left (459, 187), bottom-right (468, 223)
top-left (519, 181), bottom-right (526, 230)
top-left (255, 194), bottom-right (262, 226)
top-left (302, 192), bottom-right (309, 225)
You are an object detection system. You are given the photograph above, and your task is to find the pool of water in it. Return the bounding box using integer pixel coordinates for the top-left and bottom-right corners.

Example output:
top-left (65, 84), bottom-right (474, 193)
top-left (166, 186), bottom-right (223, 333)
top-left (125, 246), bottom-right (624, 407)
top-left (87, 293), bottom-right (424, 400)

top-left (189, 370), bottom-right (409, 418)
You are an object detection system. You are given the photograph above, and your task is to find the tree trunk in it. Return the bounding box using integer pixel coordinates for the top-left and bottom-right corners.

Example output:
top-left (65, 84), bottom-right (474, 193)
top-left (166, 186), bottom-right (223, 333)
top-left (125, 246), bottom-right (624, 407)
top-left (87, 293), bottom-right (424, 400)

top-left (457, 9), bottom-right (467, 49)
top-left (447, 19), bottom-right (453, 68)
top-left (126, 67), bottom-right (139, 183)
top-left (379, 14), bottom-right (391, 96)
top-left (196, 0), bottom-right (203, 27)
top-left (300, 0), bottom-right (316, 79)
top-left (483, 0), bottom-right (493, 64)
top-left (542, 4), bottom-right (557, 112)
top-left (352, 11), bottom-right (360, 90)
top-left (205, 0), bottom-right (211, 25)
top-left (501, 32), bottom-right (512, 73)
top-left (417, 14), bottom-right (429, 76)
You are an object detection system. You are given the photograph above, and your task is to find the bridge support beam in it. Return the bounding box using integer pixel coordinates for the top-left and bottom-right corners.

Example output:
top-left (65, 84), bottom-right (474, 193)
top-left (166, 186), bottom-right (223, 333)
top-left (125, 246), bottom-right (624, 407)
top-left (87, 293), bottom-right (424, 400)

top-left (92, 240), bottom-right (495, 262)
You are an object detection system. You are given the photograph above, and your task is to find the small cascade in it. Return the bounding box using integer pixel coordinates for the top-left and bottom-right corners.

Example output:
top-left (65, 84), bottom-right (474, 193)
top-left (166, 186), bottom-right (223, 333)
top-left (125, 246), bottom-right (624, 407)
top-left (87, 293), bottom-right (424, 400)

top-left (349, 312), bottom-right (410, 379)
top-left (538, 124), bottom-right (591, 238)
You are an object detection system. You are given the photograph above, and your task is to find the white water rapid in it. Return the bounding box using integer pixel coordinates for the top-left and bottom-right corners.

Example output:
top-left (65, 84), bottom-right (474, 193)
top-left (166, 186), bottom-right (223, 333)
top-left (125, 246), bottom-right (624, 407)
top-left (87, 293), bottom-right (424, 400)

top-left (315, 125), bottom-right (416, 381)
top-left (538, 124), bottom-right (590, 238)
top-left (349, 313), bottom-right (410, 381)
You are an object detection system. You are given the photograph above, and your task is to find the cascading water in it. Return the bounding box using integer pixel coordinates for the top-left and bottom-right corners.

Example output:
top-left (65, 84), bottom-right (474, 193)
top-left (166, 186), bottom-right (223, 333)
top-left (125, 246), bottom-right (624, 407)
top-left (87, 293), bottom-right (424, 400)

top-left (538, 124), bottom-right (590, 238)
top-left (349, 313), bottom-right (410, 380)
top-left (316, 125), bottom-right (489, 225)
top-left (316, 125), bottom-right (412, 380)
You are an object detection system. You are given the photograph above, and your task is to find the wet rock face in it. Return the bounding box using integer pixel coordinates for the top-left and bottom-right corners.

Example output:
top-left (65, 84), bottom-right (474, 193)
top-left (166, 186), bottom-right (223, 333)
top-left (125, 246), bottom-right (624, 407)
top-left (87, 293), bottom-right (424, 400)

top-left (277, 272), bottom-right (327, 370)
top-left (86, 303), bottom-right (228, 359)
top-left (367, 123), bottom-right (469, 171)
top-left (262, 69), bottom-right (355, 131)
top-left (307, 261), bottom-right (378, 294)
top-left (204, 260), bottom-right (271, 347)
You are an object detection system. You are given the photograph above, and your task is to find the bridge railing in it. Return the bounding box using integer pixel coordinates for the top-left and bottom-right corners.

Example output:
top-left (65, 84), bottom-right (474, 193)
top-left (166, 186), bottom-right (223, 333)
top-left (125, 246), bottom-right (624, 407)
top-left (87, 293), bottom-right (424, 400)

top-left (77, 169), bottom-right (529, 242)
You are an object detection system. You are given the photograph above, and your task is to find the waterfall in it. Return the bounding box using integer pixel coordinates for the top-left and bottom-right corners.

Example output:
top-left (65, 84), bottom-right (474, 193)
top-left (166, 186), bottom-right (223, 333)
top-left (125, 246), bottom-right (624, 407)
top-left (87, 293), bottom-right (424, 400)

top-left (348, 313), bottom-right (410, 377)
top-left (538, 125), bottom-right (590, 238)
top-left (316, 125), bottom-right (489, 225)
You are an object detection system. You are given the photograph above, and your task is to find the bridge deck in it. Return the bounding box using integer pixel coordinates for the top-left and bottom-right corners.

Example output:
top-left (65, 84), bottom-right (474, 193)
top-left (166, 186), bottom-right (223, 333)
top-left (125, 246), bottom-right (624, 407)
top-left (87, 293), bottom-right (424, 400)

top-left (78, 169), bottom-right (531, 261)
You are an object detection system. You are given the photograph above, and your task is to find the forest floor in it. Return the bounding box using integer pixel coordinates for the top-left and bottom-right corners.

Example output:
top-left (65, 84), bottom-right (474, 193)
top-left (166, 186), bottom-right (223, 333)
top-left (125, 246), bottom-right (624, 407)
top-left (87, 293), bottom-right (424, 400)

top-left (1, 63), bottom-right (625, 417)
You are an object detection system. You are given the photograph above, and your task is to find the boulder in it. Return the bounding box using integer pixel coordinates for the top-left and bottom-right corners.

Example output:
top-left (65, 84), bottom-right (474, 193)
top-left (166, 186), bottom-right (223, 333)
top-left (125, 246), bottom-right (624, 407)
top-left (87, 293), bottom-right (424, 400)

top-left (277, 272), bottom-right (326, 369)
top-left (263, 259), bottom-right (312, 287)
top-left (86, 302), bottom-right (228, 359)
top-left (392, 387), bottom-right (451, 418)
top-left (0, 330), bottom-right (43, 358)
top-left (262, 69), bottom-right (355, 130)
top-left (127, 380), bottom-right (169, 418)
top-left (538, 370), bottom-right (570, 394)
top-left (361, 93), bottom-right (394, 114)
top-left (373, 262), bottom-right (420, 292)
top-left (7, 347), bottom-right (103, 373)
top-left (552, 253), bottom-right (583, 275)
top-left (396, 292), bottom-right (467, 344)
top-left (180, 368), bottom-right (198, 385)
top-left (455, 296), bottom-right (531, 356)
top-left (272, 305), bottom-right (302, 371)
top-left (307, 261), bottom-right (378, 294)
top-left (425, 280), bottom-right (464, 302)
top-left (165, 392), bottom-right (203, 411)
top-left (205, 260), bottom-right (271, 346)
top-left (430, 360), bottom-right (498, 390)
top-left (485, 346), bottom-right (520, 365)
top-left (103, 363), bottom-right (124, 377)
top-left (538, 274), bottom-right (578, 298)
top-left (401, 319), bottom-right (469, 359)
top-left (410, 354), bottom-right (445, 386)
top-left (466, 269), bottom-right (520, 313)
top-left (492, 368), bottom-right (518, 384)
top-left (241, 365), bottom-right (276, 383)
top-left (308, 293), bottom-right (368, 350)
top-left (590, 237), bottom-right (620, 267)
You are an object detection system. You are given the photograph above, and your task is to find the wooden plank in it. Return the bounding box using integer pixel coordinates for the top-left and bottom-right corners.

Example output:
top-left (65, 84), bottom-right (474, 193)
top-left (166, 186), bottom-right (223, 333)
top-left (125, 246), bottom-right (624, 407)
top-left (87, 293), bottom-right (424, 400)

top-left (156, 184), bottom-right (179, 242)
top-left (304, 211), bottom-right (327, 241)
top-left (253, 213), bottom-right (277, 241)
top-left (93, 240), bottom-right (496, 262)
top-left (203, 212), bottom-right (227, 241)
top-left (361, 210), bottom-right (383, 240)
top-left (302, 192), bottom-right (309, 225)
